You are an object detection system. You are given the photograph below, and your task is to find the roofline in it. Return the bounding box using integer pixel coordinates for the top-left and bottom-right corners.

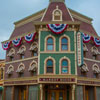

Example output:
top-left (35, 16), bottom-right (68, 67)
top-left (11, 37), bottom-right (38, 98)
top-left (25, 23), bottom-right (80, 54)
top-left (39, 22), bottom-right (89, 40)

top-left (69, 8), bottom-right (93, 21)
top-left (14, 8), bottom-right (46, 25)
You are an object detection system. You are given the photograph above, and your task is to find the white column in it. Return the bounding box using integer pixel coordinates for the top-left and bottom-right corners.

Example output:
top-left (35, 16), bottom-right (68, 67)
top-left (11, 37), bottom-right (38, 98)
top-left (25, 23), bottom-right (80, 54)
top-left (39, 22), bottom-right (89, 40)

top-left (40, 84), bottom-right (43, 100)
top-left (72, 85), bottom-right (75, 100)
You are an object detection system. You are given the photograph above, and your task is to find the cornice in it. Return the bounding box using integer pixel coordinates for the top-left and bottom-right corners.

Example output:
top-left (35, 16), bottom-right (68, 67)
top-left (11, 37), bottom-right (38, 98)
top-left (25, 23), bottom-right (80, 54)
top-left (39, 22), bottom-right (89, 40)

top-left (6, 56), bottom-right (38, 65)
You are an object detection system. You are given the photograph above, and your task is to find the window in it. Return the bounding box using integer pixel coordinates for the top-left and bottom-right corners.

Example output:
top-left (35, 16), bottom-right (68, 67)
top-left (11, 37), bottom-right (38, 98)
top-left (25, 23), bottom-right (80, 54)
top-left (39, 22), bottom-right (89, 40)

top-left (32, 51), bottom-right (38, 57)
top-left (10, 56), bottom-right (14, 61)
top-left (0, 68), bottom-right (3, 80)
top-left (20, 54), bottom-right (24, 59)
top-left (93, 73), bottom-right (98, 78)
top-left (52, 6), bottom-right (62, 21)
top-left (93, 55), bottom-right (97, 60)
top-left (47, 37), bottom-right (54, 51)
top-left (46, 59), bottom-right (53, 73)
top-left (61, 59), bottom-right (68, 74)
top-left (61, 37), bottom-right (68, 50)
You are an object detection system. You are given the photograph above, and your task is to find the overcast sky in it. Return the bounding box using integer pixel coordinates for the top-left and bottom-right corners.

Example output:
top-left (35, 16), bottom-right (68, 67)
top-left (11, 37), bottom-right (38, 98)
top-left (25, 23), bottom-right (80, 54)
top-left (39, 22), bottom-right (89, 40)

top-left (0, 0), bottom-right (100, 59)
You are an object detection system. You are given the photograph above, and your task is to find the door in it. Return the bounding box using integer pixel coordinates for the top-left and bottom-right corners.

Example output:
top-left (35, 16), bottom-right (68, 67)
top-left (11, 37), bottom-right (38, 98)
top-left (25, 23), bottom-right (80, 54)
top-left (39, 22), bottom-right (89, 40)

top-left (49, 90), bottom-right (66, 100)
top-left (85, 89), bottom-right (89, 100)
top-left (19, 87), bottom-right (26, 100)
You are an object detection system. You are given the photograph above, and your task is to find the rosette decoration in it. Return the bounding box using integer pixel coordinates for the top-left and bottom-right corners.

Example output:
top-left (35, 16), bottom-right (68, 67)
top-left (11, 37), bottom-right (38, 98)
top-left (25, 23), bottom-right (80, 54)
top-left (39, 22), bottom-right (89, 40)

top-left (47, 24), bottom-right (68, 34)
top-left (24, 32), bottom-right (36, 43)
top-left (12, 38), bottom-right (22, 47)
top-left (2, 41), bottom-right (11, 50)
top-left (82, 33), bottom-right (92, 43)
top-left (93, 37), bottom-right (100, 47)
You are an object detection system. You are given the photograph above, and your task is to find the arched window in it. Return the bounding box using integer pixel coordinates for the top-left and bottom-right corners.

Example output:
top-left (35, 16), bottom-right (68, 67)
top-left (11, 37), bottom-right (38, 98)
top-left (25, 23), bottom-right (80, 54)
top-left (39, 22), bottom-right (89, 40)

top-left (47, 37), bottom-right (54, 51)
top-left (61, 59), bottom-right (68, 74)
top-left (61, 37), bottom-right (68, 50)
top-left (46, 59), bottom-right (53, 73)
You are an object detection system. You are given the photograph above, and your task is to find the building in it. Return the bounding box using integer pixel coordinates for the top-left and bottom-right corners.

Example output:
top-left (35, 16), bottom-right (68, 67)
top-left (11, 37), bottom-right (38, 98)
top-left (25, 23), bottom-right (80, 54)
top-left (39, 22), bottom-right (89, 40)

top-left (0, 60), bottom-right (5, 100)
top-left (2, 0), bottom-right (100, 100)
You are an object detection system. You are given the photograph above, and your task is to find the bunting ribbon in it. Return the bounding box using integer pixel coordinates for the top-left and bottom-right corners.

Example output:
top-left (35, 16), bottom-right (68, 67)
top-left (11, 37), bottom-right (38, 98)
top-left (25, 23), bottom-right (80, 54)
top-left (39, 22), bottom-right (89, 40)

top-left (2, 41), bottom-right (11, 50)
top-left (24, 32), bottom-right (36, 43)
top-left (93, 37), bottom-right (100, 47)
top-left (47, 24), bottom-right (68, 34)
top-left (82, 33), bottom-right (92, 43)
top-left (12, 38), bottom-right (22, 47)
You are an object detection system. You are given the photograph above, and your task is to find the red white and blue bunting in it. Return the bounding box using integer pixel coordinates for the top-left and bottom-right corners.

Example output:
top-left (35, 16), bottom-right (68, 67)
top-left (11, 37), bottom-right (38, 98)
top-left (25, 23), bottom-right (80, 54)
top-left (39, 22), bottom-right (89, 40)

top-left (2, 41), bottom-right (11, 50)
top-left (82, 33), bottom-right (100, 47)
top-left (82, 33), bottom-right (92, 43)
top-left (93, 37), bottom-right (100, 47)
top-left (47, 24), bottom-right (68, 34)
top-left (24, 32), bottom-right (36, 43)
top-left (12, 38), bottom-right (22, 47)
top-left (2, 32), bottom-right (37, 50)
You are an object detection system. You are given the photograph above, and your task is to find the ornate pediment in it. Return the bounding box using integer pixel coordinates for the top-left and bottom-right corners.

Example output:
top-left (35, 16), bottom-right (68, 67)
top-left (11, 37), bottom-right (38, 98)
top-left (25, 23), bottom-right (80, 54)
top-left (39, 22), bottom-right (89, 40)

top-left (29, 42), bottom-right (38, 51)
top-left (6, 65), bottom-right (14, 75)
top-left (16, 63), bottom-right (25, 73)
top-left (7, 48), bottom-right (15, 57)
top-left (81, 63), bottom-right (89, 72)
top-left (92, 64), bottom-right (100, 74)
top-left (17, 45), bottom-right (26, 54)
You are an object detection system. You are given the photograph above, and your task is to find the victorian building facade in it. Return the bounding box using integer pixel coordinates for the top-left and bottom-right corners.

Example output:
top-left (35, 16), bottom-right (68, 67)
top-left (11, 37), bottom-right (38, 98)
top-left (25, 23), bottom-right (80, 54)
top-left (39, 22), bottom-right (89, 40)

top-left (0, 60), bottom-right (5, 100)
top-left (2, 0), bottom-right (100, 100)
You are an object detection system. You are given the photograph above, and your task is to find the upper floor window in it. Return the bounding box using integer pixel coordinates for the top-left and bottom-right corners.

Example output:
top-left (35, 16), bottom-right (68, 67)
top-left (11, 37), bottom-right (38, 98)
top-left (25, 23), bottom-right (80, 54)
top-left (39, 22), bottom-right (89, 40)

top-left (47, 37), bottom-right (54, 51)
top-left (92, 64), bottom-right (100, 78)
top-left (61, 59), bottom-right (68, 74)
top-left (91, 46), bottom-right (99, 60)
top-left (83, 43), bottom-right (88, 57)
top-left (0, 68), bottom-right (3, 80)
top-left (61, 37), bottom-right (68, 50)
top-left (46, 59), bottom-right (53, 73)
top-left (30, 42), bottom-right (38, 57)
top-left (52, 6), bottom-right (62, 21)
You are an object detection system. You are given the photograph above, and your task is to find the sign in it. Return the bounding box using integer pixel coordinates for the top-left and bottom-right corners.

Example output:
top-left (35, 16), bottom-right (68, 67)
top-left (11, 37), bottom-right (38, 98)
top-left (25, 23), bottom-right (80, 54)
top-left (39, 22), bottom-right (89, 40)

top-left (77, 32), bottom-right (83, 66)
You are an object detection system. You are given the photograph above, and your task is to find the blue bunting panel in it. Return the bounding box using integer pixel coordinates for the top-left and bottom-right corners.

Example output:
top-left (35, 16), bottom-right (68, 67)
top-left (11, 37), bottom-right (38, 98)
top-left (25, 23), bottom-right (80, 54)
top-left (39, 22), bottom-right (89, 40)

top-left (82, 33), bottom-right (92, 43)
top-left (2, 41), bottom-right (11, 50)
top-left (12, 38), bottom-right (22, 47)
top-left (47, 24), bottom-right (68, 34)
top-left (24, 32), bottom-right (36, 43)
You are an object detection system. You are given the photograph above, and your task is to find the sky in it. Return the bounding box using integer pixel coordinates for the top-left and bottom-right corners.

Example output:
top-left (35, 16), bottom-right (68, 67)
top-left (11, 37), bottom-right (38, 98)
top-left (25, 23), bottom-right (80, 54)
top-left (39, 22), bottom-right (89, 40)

top-left (0, 0), bottom-right (100, 59)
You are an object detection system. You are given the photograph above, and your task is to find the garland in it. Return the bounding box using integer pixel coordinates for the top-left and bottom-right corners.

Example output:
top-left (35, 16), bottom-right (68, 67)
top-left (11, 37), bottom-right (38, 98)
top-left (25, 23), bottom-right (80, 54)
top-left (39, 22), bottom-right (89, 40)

top-left (2, 41), bottom-right (11, 50)
top-left (24, 32), bottom-right (36, 43)
top-left (93, 37), bottom-right (100, 47)
top-left (12, 38), bottom-right (22, 47)
top-left (2, 32), bottom-right (37, 50)
top-left (82, 33), bottom-right (92, 43)
top-left (47, 24), bottom-right (68, 34)
top-left (82, 33), bottom-right (100, 47)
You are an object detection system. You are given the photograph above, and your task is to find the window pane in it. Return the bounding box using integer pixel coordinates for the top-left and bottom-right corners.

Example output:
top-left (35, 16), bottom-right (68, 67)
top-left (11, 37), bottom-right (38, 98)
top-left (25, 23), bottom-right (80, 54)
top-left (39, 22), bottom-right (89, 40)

top-left (62, 67), bottom-right (68, 73)
top-left (61, 60), bottom-right (68, 74)
top-left (62, 38), bottom-right (67, 44)
top-left (62, 60), bottom-right (68, 66)
top-left (47, 60), bottom-right (53, 66)
top-left (47, 45), bottom-right (53, 50)
top-left (47, 38), bottom-right (53, 44)
top-left (47, 67), bottom-right (53, 73)
top-left (62, 45), bottom-right (67, 50)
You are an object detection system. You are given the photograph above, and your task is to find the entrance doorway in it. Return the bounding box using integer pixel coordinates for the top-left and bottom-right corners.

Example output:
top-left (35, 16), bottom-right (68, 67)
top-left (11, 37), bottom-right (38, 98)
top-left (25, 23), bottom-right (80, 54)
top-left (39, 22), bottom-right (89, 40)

top-left (49, 90), bottom-right (66, 100)
top-left (15, 86), bottom-right (26, 100)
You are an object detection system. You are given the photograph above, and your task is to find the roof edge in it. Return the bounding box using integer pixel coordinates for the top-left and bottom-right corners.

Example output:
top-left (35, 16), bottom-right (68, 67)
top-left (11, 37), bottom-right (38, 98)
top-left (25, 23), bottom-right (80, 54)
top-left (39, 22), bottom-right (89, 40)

top-left (14, 9), bottom-right (46, 25)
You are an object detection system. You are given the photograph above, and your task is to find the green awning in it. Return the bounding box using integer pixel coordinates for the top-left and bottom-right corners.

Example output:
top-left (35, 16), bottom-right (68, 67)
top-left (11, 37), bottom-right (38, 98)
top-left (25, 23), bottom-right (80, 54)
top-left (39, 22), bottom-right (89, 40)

top-left (0, 86), bottom-right (3, 91)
